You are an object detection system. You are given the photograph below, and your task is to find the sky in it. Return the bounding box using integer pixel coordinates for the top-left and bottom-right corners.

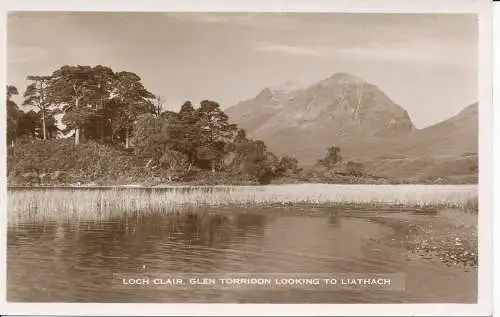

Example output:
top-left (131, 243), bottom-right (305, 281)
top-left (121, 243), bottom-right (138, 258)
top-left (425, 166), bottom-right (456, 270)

top-left (7, 12), bottom-right (478, 128)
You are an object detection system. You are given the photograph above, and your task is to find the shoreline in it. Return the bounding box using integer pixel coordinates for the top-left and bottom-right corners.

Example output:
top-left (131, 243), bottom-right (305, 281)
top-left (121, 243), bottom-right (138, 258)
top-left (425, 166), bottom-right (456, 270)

top-left (7, 182), bottom-right (479, 190)
top-left (8, 184), bottom-right (478, 224)
top-left (367, 210), bottom-right (478, 269)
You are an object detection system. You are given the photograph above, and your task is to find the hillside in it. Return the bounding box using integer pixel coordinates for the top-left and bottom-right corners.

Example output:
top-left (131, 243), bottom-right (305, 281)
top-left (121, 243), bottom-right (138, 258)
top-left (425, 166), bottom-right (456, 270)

top-left (402, 102), bottom-right (478, 157)
top-left (349, 101), bottom-right (477, 158)
top-left (225, 73), bottom-right (478, 181)
top-left (227, 73), bottom-right (417, 164)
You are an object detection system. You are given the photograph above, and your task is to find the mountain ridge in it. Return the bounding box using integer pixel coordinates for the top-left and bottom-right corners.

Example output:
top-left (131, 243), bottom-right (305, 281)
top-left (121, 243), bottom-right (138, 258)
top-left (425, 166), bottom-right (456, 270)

top-left (225, 73), bottom-right (478, 180)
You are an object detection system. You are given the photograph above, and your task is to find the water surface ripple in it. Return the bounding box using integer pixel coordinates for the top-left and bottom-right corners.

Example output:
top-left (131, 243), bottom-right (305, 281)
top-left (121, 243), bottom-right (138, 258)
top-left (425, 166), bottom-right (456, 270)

top-left (7, 207), bottom-right (477, 303)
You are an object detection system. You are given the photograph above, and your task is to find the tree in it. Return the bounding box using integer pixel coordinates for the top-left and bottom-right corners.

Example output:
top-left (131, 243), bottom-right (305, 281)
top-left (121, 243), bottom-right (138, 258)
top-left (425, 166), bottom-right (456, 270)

top-left (275, 156), bottom-right (300, 176)
top-left (87, 65), bottom-right (115, 143)
top-left (317, 146), bottom-right (342, 169)
top-left (108, 71), bottom-right (156, 148)
top-left (6, 85), bottom-right (21, 146)
top-left (169, 101), bottom-right (201, 170)
top-left (242, 141), bottom-right (280, 184)
top-left (154, 95), bottom-right (165, 117)
top-left (195, 100), bottom-right (237, 172)
top-left (46, 65), bottom-right (155, 147)
top-left (226, 135), bottom-right (280, 183)
top-left (47, 65), bottom-right (99, 145)
top-left (23, 75), bottom-right (52, 140)
top-left (345, 161), bottom-right (364, 177)
top-left (132, 113), bottom-right (171, 168)
top-left (16, 110), bottom-right (58, 140)
top-left (16, 110), bottom-right (39, 138)
top-left (7, 85), bottom-right (18, 100)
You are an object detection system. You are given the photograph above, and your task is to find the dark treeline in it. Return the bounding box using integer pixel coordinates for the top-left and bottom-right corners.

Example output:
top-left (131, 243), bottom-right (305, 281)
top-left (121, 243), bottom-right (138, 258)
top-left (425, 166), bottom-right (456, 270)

top-left (6, 65), bottom-right (312, 185)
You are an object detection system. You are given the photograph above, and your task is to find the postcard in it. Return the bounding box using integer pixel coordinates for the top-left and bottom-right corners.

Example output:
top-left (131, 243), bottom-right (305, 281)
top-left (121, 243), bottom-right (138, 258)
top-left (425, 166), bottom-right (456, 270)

top-left (0, 0), bottom-right (494, 316)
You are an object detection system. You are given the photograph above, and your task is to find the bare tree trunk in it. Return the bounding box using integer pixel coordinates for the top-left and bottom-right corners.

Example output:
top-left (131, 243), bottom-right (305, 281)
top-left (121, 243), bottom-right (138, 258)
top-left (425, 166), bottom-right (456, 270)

top-left (11, 140), bottom-right (14, 148)
top-left (100, 118), bottom-right (104, 143)
top-left (75, 127), bottom-right (80, 145)
top-left (155, 96), bottom-right (164, 118)
top-left (74, 97), bottom-right (80, 145)
top-left (125, 127), bottom-right (129, 149)
top-left (99, 98), bottom-right (104, 143)
top-left (41, 106), bottom-right (47, 140)
top-left (39, 82), bottom-right (47, 140)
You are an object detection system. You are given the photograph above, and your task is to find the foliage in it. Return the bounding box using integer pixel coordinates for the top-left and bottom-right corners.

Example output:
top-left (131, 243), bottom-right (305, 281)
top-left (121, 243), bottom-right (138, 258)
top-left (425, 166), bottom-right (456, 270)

top-left (468, 156), bottom-right (478, 173)
top-left (23, 76), bottom-right (52, 139)
top-left (45, 65), bottom-right (155, 145)
top-left (276, 156), bottom-right (301, 176)
top-left (345, 161), bottom-right (364, 177)
top-left (7, 63), bottom-right (301, 186)
top-left (16, 110), bottom-right (58, 139)
top-left (7, 139), bottom-right (145, 185)
top-left (317, 145), bottom-right (342, 169)
top-left (6, 85), bottom-right (20, 145)
top-left (131, 100), bottom-right (281, 184)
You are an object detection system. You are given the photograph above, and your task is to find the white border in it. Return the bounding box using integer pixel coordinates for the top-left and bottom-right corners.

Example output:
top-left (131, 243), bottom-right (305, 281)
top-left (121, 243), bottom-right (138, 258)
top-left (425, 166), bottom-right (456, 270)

top-left (0, 0), bottom-right (494, 316)
top-left (493, 2), bottom-right (499, 316)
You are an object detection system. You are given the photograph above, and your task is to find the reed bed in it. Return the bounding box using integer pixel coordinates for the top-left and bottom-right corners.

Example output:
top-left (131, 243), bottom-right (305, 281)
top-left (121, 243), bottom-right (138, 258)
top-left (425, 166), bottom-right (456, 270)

top-left (7, 184), bottom-right (478, 224)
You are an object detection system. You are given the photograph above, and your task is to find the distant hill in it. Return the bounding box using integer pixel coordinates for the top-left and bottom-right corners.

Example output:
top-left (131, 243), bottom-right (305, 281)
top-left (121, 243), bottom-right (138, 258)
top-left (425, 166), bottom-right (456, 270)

top-left (225, 73), bottom-right (478, 181)
top-left (360, 103), bottom-right (478, 181)
top-left (402, 102), bottom-right (477, 157)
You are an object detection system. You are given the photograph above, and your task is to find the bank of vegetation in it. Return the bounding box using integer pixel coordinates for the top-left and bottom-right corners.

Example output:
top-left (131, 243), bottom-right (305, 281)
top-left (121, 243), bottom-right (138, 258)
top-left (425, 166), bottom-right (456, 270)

top-left (7, 184), bottom-right (477, 224)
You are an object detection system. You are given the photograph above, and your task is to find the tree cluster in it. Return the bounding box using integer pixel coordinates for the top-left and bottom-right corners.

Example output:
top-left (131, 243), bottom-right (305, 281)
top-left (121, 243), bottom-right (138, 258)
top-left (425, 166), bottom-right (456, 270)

top-left (6, 65), bottom-right (369, 185)
top-left (6, 65), bottom-right (299, 184)
top-left (316, 145), bottom-right (364, 177)
top-left (132, 100), bottom-right (299, 183)
top-left (6, 65), bottom-right (156, 147)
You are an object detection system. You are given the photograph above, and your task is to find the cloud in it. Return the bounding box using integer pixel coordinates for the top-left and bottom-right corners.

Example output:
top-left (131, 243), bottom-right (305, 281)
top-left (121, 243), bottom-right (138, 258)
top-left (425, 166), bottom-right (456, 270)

top-left (335, 47), bottom-right (434, 61)
top-left (252, 40), bottom-right (476, 69)
top-left (254, 43), bottom-right (324, 57)
top-left (169, 13), bottom-right (300, 32)
top-left (333, 45), bottom-right (476, 67)
top-left (169, 13), bottom-right (256, 24)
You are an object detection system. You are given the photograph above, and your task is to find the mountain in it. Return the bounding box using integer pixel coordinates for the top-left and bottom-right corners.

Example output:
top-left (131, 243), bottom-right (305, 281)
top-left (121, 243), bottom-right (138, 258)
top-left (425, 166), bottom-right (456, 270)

top-left (225, 87), bottom-right (288, 134)
top-left (225, 73), bottom-right (478, 181)
top-left (340, 102), bottom-right (478, 160)
top-left (227, 73), bottom-right (415, 163)
top-left (402, 102), bottom-right (478, 157)
top-left (360, 103), bottom-right (478, 181)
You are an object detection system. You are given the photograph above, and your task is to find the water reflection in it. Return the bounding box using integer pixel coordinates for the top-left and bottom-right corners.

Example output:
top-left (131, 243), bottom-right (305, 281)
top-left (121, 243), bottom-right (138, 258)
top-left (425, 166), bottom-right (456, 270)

top-left (7, 207), bottom-right (476, 303)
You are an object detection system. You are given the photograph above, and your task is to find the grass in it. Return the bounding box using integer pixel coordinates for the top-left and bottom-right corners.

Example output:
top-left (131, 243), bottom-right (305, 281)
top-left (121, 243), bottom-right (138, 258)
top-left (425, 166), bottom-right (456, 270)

top-left (7, 184), bottom-right (478, 224)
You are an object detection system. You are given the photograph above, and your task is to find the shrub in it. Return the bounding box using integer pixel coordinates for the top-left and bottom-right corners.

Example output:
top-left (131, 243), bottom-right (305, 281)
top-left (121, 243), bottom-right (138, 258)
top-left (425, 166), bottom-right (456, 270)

top-left (345, 161), bottom-right (364, 177)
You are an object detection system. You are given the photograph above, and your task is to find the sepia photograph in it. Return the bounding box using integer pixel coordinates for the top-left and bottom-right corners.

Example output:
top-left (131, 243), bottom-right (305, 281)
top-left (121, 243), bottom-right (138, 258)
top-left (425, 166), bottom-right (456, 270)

top-left (0, 1), bottom-right (494, 315)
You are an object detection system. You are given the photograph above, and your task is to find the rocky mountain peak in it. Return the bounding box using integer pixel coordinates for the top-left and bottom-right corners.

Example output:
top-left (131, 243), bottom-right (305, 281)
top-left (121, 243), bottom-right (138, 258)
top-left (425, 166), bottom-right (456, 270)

top-left (225, 73), bottom-right (478, 179)
top-left (268, 80), bottom-right (303, 93)
top-left (322, 72), bottom-right (367, 85)
top-left (255, 87), bottom-right (274, 100)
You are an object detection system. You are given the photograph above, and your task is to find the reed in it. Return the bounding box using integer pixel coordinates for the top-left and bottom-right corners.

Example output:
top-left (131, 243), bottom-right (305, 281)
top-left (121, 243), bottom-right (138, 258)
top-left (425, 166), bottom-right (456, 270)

top-left (7, 184), bottom-right (478, 224)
